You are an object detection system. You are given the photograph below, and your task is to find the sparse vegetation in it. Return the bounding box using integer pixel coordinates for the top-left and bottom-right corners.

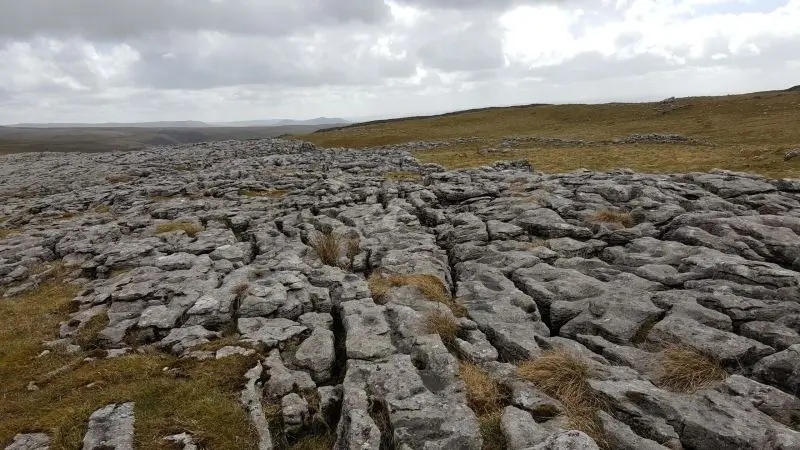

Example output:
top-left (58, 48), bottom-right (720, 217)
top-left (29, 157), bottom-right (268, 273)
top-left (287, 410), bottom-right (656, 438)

top-left (478, 411), bottom-right (506, 450)
top-left (155, 221), bottom-right (204, 237)
top-left (425, 309), bottom-right (459, 350)
top-left (591, 210), bottom-right (634, 228)
top-left (527, 239), bottom-right (549, 249)
top-left (0, 228), bottom-right (22, 239)
top-left (309, 230), bottom-right (344, 267)
top-left (92, 205), bottom-right (111, 214)
top-left (655, 345), bottom-right (728, 392)
top-left (346, 238), bottom-right (360, 269)
top-left (74, 312), bottom-right (110, 350)
top-left (288, 434), bottom-right (337, 450)
top-left (385, 171), bottom-right (423, 182)
top-left (459, 363), bottom-right (508, 450)
top-left (241, 189), bottom-right (289, 198)
top-left (0, 268), bottom-right (259, 449)
top-left (517, 348), bottom-right (604, 445)
top-left (367, 272), bottom-right (467, 317)
top-left (302, 90), bottom-right (800, 179)
top-left (58, 212), bottom-right (80, 220)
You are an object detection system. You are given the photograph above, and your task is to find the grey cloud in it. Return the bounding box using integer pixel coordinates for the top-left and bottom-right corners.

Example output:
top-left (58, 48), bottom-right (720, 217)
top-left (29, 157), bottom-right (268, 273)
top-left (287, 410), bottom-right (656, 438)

top-left (130, 33), bottom-right (418, 89)
top-left (394, 0), bottom-right (564, 11)
top-left (417, 22), bottom-right (506, 72)
top-left (0, 0), bottom-right (390, 39)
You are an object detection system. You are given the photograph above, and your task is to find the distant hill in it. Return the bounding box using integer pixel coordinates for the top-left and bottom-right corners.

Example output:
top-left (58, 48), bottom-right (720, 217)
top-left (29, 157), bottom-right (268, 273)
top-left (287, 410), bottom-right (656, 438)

top-left (9, 117), bottom-right (350, 128)
top-left (11, 121), bottom-right (210, 128)
top-left (211, 117), bottom-right (349, 127)
top-left (787, 85), bottom-right (800, 92)
top-left (0, 124), bottom-right (336, 155)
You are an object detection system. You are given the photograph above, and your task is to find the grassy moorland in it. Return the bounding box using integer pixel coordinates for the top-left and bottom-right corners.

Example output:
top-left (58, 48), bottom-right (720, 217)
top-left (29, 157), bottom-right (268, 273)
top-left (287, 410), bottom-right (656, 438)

top-left (302, 89), bottom-right (800, 179)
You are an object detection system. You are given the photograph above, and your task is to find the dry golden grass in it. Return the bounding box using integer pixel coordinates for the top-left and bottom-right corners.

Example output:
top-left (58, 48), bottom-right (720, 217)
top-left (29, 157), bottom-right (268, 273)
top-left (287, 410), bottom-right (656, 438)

top-left (591, 210), bottom-right (634, 228)
top-left (385, 171), bottom-right (423, 182)
top-left (0, 228), bottom-right (22, 239)
top-left (302, 91), bottom-right (800, 179)
top-left (527, 239), bottom-right (549, 249)
top-left (0, 270), bottom-right (259, 449)
top-left (460, 363), bottom-right (504, 416)
top-left (459, 363), bottom-right (508, 449)
top-left (655, 345), bottom-right (728, 392)
top-left (517, 348), bottom-right (604, 444)
top-left (345, 238), bottom-right (360, 267)
top-left (309, 231), bottom-right (343, 267)
top-left (155, 221), bottom-right (204, 237)
top-left (425, 309), bottom-right (459, 348)
top-left (240, 189), bottom-right (289, 198)
top-left (368, 272), bottom-right (467, 316)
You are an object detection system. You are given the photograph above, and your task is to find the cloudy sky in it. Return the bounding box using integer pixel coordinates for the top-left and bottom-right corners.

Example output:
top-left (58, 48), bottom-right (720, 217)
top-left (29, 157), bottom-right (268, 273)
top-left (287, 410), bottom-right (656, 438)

top-left (1, 0), bottom-right (799, 124)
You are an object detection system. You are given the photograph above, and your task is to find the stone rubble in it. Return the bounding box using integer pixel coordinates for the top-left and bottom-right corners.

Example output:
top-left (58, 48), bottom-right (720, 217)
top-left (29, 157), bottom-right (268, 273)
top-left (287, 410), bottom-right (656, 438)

top-left (2, 138), bottom-right (800, 449)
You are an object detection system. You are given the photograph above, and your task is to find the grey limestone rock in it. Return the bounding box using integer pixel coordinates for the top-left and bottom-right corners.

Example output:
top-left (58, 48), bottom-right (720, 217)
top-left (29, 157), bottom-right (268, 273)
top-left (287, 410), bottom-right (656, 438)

top-left (82, 403), bottom-right (135, 450)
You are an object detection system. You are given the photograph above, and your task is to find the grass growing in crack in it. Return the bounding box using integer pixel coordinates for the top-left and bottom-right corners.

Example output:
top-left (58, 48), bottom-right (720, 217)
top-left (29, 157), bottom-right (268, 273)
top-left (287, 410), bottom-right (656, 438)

top-left (0, 266), bottom-right (259, 449)
top-left (346, 238), bottom-right (360, 269)
top-left (527, 239), bottom-right (549, 249)
top-left (155, 221), bottom-right (204, 237)
top-left (459, 363), bottom-right (508, 450)
top-left (368, 272), bottom-right (468, 317)
top-left (385, 171), bottom-right (423, 182)
top-left (478, 411), bottom-right (506, 450)
top-left (425, 309), bottom-right (459, 350)
top-left (591, 210), bottom-right (634, 228)
top-left (309, 231), bottom-right (344, 267)
top-left (92, 205), bottom-right (111, 214)
top-left (288, 434), bottom-right (337, 450)
top-left (517, 348), bottom-right (605, 445)
top-left (0, 228), bottom-right (22, 239)
top-left (241, 189), bottom-right (289, 198)
top-left (655, 345), bottom-right (728, 392)
top-left (74, 312), bottom-right (110, 350)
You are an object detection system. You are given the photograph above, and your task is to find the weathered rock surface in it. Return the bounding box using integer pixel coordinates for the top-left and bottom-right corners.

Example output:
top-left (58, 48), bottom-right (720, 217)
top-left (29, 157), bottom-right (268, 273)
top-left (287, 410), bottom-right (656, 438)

top-left (2, 139), bottom-right (799, 449)
top-left (81, 403), bottom-right (135, 450)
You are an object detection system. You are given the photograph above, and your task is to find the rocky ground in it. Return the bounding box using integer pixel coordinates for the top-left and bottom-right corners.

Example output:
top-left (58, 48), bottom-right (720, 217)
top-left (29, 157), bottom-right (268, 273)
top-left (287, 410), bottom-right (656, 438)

top-left (2, 138), bottom-right (800, 450)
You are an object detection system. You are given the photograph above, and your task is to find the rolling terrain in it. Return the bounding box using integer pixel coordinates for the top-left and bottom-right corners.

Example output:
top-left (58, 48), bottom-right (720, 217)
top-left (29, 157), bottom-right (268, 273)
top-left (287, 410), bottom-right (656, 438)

top-left (0, 124), bottom-right (344, 155)
top-left (302, 89), bottom-right (800, 179)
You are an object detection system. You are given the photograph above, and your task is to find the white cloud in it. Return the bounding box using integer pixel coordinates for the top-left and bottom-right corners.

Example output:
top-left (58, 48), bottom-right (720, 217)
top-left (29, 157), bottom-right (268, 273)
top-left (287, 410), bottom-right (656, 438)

top-left (0, 0), bottom-right (798, 124)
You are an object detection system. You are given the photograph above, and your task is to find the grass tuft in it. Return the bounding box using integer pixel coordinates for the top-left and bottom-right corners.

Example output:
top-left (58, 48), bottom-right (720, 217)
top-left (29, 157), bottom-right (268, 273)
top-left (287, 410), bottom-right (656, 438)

top-left (425, 310), bottom-right (459, 350)
top-left (478, 410), bottom-right (507, 450)
top-left (309, 231), bottom-right (343, 267)
top-left (288, 434), bottom-right (336, 450)
top-left (155, 221), bottom-right (204, 237)
top-left (0, 228), bottom-right (22, 239)
top-left (459, 363), bottom-right (509, 449)
top-left (591, 210), bottom-right (634, 228)
top-left (385, 171), bottom-right (423, 182)
top-left (460, 363), bottom-right (505, 416)
top-left (367, 272), bottom-right (467, 317)
top-left (74, 312), bottom-right (110, 350)
top-left (655, 345), bottom-right (728, 392)
top-left (93, 205), bottom-right (111, 214)
top-left (517, 348), bottom-right (604, 445)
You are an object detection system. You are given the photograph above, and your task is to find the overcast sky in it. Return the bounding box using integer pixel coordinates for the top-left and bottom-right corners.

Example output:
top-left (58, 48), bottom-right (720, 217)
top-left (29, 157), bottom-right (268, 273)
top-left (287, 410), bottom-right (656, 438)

top-left (1, 0), bottom-right (799, 124)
